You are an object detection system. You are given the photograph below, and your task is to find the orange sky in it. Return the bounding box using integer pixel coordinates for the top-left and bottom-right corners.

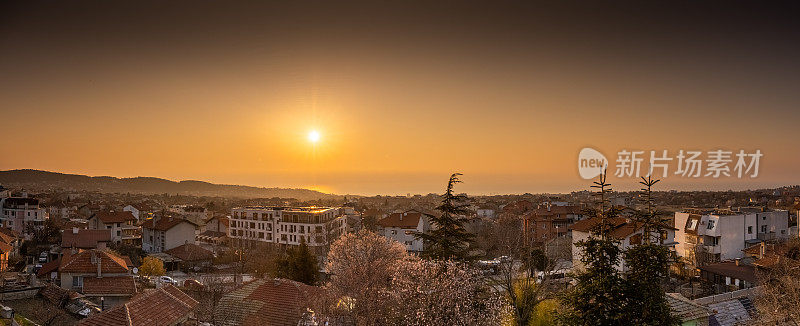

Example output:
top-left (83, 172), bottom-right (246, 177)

top-left (1, 1), bottom-right (799, 195)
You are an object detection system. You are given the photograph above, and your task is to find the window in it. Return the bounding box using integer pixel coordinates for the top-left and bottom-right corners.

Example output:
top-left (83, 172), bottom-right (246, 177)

top-left (748, 226), bottom-right (753, 234)
top-left (391, 230), bottom-right (397, 235)
top-left (405, 241), bottom-right (413, 246)
top-left (72, 276), bottom-right (83, 288)
top-left (761, 225), bottom-right (767, 233)
top-left (707, 220), bottom-right (715, 229)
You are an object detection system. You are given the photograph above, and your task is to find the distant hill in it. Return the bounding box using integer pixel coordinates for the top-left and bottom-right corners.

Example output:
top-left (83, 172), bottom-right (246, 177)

top-left (0, 169), bottom-right (340, 201)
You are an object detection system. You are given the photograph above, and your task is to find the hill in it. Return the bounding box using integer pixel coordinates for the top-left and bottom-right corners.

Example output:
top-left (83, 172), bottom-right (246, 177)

top-left (0, 169), bottom-right (340, 201)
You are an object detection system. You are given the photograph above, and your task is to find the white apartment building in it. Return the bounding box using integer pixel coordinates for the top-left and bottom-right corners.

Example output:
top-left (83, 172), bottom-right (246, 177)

top-left (377, 210), bottom-right (431, 252)
top-left (228, 206), bottom-right (348, 256)
top-left (674, 209), bottom-right (791, 267)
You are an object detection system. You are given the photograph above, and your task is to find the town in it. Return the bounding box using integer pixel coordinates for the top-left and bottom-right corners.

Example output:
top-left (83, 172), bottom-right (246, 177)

top-left (0, 170), bottom-right (797, 325)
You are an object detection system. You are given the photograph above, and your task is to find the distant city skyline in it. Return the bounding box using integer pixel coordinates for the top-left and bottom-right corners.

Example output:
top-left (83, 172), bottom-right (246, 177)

top-left (2, 1), bottom-right (799, 195)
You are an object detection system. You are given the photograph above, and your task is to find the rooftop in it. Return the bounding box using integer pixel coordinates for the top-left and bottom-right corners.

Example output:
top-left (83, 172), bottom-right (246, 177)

top-left (77, 284), bottom-right (198, 326)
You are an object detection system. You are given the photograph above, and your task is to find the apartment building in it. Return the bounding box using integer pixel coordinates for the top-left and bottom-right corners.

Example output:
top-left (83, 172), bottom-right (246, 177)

top-left (87, 211), bottom-right (141, 245)
top-left (674, 208), bottom-right (791, 268)
top-left (228, 206), bottom-right (348, 256)
top-left (0, 196), bottom-right (48, 233)
top-left (142, 215), bottom-right (198, 253)
top-left (523, 204), bottom-right (584, 243)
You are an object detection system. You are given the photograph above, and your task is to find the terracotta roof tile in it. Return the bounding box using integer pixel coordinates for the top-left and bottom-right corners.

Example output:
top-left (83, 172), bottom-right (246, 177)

top-left (78, 284), bottom-right (198, 326)
top-left (215, 278), bottom-right (320, 326)
top-left (165, 243), bottom-right (214, 261)
top-left (62, 229), bottom-right (112, 249)
top-left (378, 212), bottom-right (423, 229)
top-left (59, 249), bottom-right (129, 274)
top-left (82, 276), bottom-right (137, 296)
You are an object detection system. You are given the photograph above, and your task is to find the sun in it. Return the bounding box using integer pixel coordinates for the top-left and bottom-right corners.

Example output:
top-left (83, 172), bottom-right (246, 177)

top-left (308, 130), bottom-right (320, 143)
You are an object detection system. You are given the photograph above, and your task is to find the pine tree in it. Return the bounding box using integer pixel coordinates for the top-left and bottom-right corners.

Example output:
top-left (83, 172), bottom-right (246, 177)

top-left (621, 176), bottom-right (679, 325)
top-left (416, 173), bottom-right (474, 261)
top-left (557, 172), bottom-right (627, 325)
top-left (276, 240), bottom-right (318, 285)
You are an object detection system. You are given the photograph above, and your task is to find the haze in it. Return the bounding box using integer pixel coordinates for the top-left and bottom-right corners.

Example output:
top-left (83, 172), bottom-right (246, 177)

top-left (2, 1), bottom-right (799, 195)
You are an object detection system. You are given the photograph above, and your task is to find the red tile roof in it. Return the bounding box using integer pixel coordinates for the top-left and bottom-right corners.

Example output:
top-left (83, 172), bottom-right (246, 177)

top-left (165, 243), bottom-right (214, 262)
top-left (142, 216), bottom-right (197, 231)
top-left (62, 229), bottom-right (112, 249)
top-left (215, 278), bottom-right (319, 326)
top-left (378, 212), bottom-right (423, 229)
top-left (59, 250), bottom-right (129, 274)
top-left (571, 217), bottom-right (675, 239)
top-left (77, 284), bottom-right (198, 326)
top-left (92, 211), bottom-right (136, 224)
top-left (82, 276), bottom-right (137, 296)
top-left (37, 258), bottom-right (61, 277)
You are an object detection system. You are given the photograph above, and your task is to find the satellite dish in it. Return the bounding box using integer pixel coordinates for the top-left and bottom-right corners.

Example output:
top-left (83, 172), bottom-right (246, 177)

top-left (132, 267), bottom-right (139, 274)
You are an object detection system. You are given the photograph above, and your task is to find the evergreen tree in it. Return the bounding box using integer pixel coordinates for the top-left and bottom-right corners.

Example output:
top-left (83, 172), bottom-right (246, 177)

top-left (621, 176), bottom-right (679, 325)
top-left (276, 240), bottom-right (318, 285)
top-left (557, 172), bottom-right (627, 325)
top-left (416, 173), bottom-right (474, 260)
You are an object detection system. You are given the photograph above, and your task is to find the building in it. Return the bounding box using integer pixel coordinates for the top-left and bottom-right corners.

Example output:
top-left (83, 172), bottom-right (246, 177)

top-left (169, 205), bottom-right (211, 225)
top-left (522, 204), bottom-right (584, 243)
top-left (228, 206), bottom-right (348, 256)
top-left (87, 211), bottom-right (141, 244)
top-left (214, 278), bottom-right (319, 326)
top-left (674, 209), bottom-right (791, 268)
top-left (61, 228), bottom-right (112, 250)
top-left (77, 284), bottom-right (198, 326)
top-left (54, 249), bottom-right (136, 307)
top-left (570, 217), bottom-right (677, 272)
top-left (164, 243), bottom-right (214, 272)
top-left (197, 215), bottom-right (229, 246)
top-left (141, 215), bottom-right (198, 253)
top-left (377, 210), bottom-right (432, 252)
top-left (698, 260), bottom-right (757, 291)
top-left (0, 196), bottom-right (48, 233)
top-left (123, 203), bottom-right (154, 222)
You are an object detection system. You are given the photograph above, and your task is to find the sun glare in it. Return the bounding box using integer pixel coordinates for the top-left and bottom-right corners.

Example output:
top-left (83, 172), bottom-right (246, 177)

top-left (308, 130), bottom-right (320, 143)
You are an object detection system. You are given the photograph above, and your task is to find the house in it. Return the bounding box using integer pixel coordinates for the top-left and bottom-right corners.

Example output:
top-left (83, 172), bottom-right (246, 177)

top-left (674, 209), bottom-right (791, 269)
top-left (0, 196), bottom-right (48, 233)
top-left (570, 217), bottom-right (677, 272)
top-left (698, 260), bottom-right (757, 291)
top-left (55, 249), bottom-right (136, 307)
top-left (214, 278), bottom-right (319, 326)
top-left (87, 211), bottom-right (141, 244)
top-left (198, 215), bottom-right (229, 245)
top-left (165, 243), bottom-right (214, 272)
top-left (77, 284), bottom-right (198, 326)
top-left (123, 204), bottom-right (154, 222)
top-left (169, 205), bottom-right (211, 225)
top-left (61, 228), bottom-right (112, 250)
top-left (377, 210), bottom-right (432, 252)
top-left (142, 215), bottom-right (198, 253)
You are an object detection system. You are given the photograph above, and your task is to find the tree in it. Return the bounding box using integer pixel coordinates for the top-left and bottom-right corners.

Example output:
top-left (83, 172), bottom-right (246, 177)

top-left (620, 176), bottom-right (679, 325)
top-left (556, 172), bottom-right (627, 325)
top-left (755, 238), bottom-right (800, 324)
top-left (319, 230), bottom-right (408, 325)
top-left (139, 256), bottom-right (166, 276)
top-left (416, 173), bottom-right (474, 261)
top-left (275, 240), bottom-right (318, 285)
top-left (391, 258), bottom-right (507, 325)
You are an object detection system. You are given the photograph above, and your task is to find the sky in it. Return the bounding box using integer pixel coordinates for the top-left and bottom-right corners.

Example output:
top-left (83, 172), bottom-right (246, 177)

top-left (2, 1), bottom-right (800, 195)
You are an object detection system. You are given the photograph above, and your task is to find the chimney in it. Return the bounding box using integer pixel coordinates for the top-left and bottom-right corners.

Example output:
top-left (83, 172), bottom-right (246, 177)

top-left (72, 227), bottom-right (79, 234)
